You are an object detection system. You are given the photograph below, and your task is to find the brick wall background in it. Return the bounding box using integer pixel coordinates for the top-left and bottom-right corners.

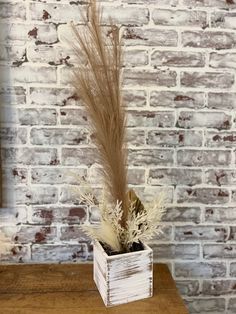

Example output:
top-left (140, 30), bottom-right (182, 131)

top-left (1, 0), bottom-right (236, 313)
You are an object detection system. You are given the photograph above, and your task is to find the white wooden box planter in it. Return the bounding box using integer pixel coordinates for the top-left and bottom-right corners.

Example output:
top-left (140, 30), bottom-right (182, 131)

top-left (93, 240), bottom-right (153, 307)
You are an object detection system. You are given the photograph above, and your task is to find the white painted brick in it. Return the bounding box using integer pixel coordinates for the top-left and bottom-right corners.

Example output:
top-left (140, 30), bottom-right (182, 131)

top-left (1, 127), bottom-right (27, 145)
top-left (176, 280), bottom-right (200, 297)
top-left (0, 206), bottom-right (27, 225)
top-left (0, 65), bottom-right (57, 84)
top-left (175, 262), bottom-right (227, 278)
top-left (148, 168), bottom-right (202, 186)
top-left (27, 44), bottom-right (76, 66)
top-left (228, 298), bottom-right (236, 314)
top-left (31, 167), bottom-right (87, 184)
top-left (30, 206), bottom-right (87, 225)
top-left (15, 185), bottom-right (58, 205)
top-left (205, 169), bottom-right (236, 186)
top-left (29, 2), bottom-right (87, 23)
top-left (0, 23), bottom-right (58, 44)
top-left (127, 110), bottom-right (175, 128)
top-left (62, 147), bottom-right (96, 166)
top-left (209, 52), bottom-right (236, 69)
top-left (163, 206), bottom-right (201, 224)
top-left (1, 106), bottom-right (18, 124)
top-left (147, 130), bottom-right (203, 147)
top-left (208, 93), bottom-right (236, 110)
top-left (0, 86), bottom-right (26, 106)
top-left (124, 69), bottom-right (177, 87)
top-left (101, 6), bottom-right (149, 25)
top-left (182, 31), bottom-right (236, 50)
top-left (127, 128), bottom-right (146, 146)
top-left (211, 11), bottom-right (236, 30)
top-left (0, 244), bottom-right (31, 263)
top-left (0, 2), bottom-right (26, 21)
top-left (150, 91), bottom-right (205, 109)
top-left (175, 226), bottom-right (228, 242)
top-left (123, 90), bottom-right (147, 107)
top-left (128, 148), bottom-right (174, 166)
top-left (152, 243), bottom-right (200, 260)
top-left (206, 131), bottom-right (236, 147)
top-left (177, 149), bottom-right (231, 167)
top-left (29, 87), bottom-right (80, 107)
top-left (124, 49), bottom-right (148, 67)
top-left (202, 279), bottom-right (236, 296)
top-left (19, 109), bottom-right (57, 125)
top-left (182, 0), bottom-right (236, 8)
top-left (30, 128), bottom-right (89, 145)
top-left (123, 27), bottom-right (178, 47)
top-left (205, 206), bottom-right (236, 224)
top-left (2, 167), bottom-right (28, 185)
top-left (152, 9), bottom-right (207, 27)
top-left (32, 244), bottom-right (88, 262)
top-left (2, 147), bottom-right (59, 165)
top-left (122, 0), bottom-right (178, 4)
top-left (14, 226), bottom-right (57, 244)
top-left (203, 244), bottom-right (236, 259)
top-left (186, 298), bottom-right (226, 314)
top-left (151, 50), bottom-right (205, 68)
top-left (0, 45), bottom-right (26, 64)
top-left (180, 71), bottom-right (234, 89)
top-left (176, 187), bottom-right (230, 204)
top-left (177, 111), bottom-right (232, 129)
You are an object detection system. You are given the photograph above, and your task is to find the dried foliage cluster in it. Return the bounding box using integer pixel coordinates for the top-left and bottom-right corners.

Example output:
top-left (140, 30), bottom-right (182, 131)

top-left (70, 0), bottom-right (166, 253)
top-left (80, 185), bottom-right (166, 253)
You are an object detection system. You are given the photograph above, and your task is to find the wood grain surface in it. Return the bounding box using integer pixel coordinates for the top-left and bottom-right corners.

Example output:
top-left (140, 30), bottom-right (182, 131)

top-left (0, 263), bottom-right (189, 314)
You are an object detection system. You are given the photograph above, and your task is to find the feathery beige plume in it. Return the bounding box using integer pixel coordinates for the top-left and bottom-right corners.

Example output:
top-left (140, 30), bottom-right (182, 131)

top-left (69, 0), bottom-right (128, 229)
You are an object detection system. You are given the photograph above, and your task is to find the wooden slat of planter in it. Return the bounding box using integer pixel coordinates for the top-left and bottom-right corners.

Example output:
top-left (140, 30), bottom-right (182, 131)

top-left (0, 264), bottom-right (189, 314)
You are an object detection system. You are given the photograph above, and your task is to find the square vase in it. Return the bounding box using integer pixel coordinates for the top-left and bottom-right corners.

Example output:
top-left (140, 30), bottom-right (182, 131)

top-left (93, 240), bottom-right (153, 307)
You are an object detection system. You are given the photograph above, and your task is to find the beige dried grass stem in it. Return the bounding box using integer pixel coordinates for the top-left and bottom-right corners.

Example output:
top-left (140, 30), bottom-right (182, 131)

top-left (70, 0), bottom-right (128, 229)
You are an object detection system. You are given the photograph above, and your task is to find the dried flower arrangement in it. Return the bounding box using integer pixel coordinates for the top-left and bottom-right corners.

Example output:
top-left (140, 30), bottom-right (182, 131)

top-left (70, 0), bottom-right (166, 255)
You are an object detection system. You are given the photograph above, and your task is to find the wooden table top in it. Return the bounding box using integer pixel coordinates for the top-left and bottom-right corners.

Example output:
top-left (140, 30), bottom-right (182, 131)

top-left (0, 263), bottom-right (189, 314)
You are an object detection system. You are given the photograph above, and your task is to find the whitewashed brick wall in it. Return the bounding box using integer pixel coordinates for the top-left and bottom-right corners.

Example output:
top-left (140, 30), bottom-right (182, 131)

top-left (1, 0), bottom-right (236, 313)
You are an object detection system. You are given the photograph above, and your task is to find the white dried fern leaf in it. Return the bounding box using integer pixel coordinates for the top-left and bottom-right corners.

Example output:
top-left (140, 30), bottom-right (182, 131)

top-left (125, 193), bottom-right (166, 247)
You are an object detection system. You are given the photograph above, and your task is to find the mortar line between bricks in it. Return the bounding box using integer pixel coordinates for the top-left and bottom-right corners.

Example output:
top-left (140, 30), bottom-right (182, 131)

top-left (169, 240), bottom-right (236, 244)
top-left (13, 125), bottom-right (236, 130)
top-left (25, 0), bottom-right (30, 21)
top-left (3, 45), bottom-right (236, 53)
top-left (8, 108), bottom-right (236, 115)
top-left (199, 204), bottom-right (205, 225)
top-left (230, 148), bottom-right (235, 167)
top-left (2, 63), bottom-right (236, 76)
top-left (24, 221), bottom-right (236, 227)
top-left (17, 1), bottom-right (236, 12)
top-left (2, 21), bottom-right (236, 33)
top-left (7, 22), bottom-right (233, 32)
top-left (184, 296), bottom-right (230, 300)
top-left (22, 84), bottom-right (236, 92)
top-left (205, 51), bottom-right (210, 68)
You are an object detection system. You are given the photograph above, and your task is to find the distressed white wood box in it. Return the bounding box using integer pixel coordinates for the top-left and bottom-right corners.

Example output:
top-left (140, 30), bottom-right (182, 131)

top-left (93, 240), bottom-right (153, 307)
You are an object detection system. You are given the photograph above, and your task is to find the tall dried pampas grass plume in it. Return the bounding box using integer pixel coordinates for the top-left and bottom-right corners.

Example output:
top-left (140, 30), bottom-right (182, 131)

top-left (69, 0), bottom-right (128, 229)
top-left (68, 0), bottom-right (167, 253)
